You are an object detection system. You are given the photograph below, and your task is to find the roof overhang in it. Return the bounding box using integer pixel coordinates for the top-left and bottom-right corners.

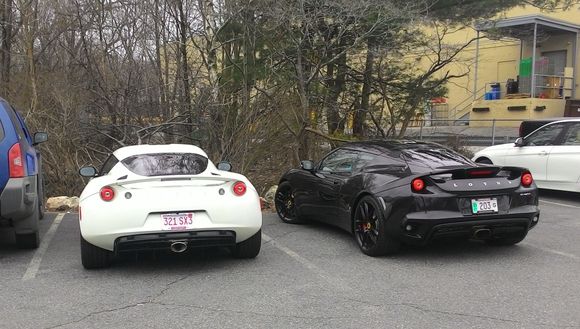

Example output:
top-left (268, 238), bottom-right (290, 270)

top-left (476, 14), bottom-right (580, 38)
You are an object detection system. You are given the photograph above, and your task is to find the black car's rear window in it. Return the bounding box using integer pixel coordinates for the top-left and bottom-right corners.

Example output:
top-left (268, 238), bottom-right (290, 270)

top-left (121, 153), bottom-right (208, 176)
top-left (402, 147), bottom-right (474, 172)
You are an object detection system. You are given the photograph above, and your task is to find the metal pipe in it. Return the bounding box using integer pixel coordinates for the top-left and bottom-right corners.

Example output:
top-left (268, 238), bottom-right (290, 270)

top-left (170, 241), bottom-right (188, 253)
top-left (531, 23), bottom-right (538, 97)
top-left (474, 30), bottom-right (480, 100)
top-left (491, 119), bottom-right (496, 146)
top-left (572, 32), bottom-right (578, 98)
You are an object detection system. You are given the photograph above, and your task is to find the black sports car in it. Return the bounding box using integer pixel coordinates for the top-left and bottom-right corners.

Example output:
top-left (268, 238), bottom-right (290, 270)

top-left (275, 140), bottom-right (539, 256)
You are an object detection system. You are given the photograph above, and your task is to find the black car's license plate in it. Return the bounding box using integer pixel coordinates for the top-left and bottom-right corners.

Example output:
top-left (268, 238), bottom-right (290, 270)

top-left (471, 198), bottom-right (498, 214)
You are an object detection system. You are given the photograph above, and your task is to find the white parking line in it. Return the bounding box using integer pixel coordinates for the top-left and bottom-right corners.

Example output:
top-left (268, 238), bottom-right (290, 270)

top-left (262, 233), bottom-right (351, 292)
top-left (22, 213), bottom-right (65, 281)
top-left (522, 242), bottom-right (579, 261)
top-left (540, 199), bottom-right (580, 209)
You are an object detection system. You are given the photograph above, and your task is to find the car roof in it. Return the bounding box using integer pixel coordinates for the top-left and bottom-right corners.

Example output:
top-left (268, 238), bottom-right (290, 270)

top-left (113, 144), bottom-right (208, 160)
top-left (343, 139), bottom-right (442, 152)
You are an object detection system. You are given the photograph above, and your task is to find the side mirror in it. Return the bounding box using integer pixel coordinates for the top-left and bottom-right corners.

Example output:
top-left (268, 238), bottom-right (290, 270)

top-left (33, 132), bottom-right (48, 145)
top-left (79, 166), bottom-right (98, 177)
top-left (300, 160), bottom-right (315, 171)
top-left (514, 137), bottom-right (524, 147)
top-left (217, 161), bottom-right (232, 172)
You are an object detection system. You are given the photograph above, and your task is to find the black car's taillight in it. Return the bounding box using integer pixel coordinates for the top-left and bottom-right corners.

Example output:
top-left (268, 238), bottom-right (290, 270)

top-left (411, 178), bottom-right (426, 193)
top-left (521, 171), bottom-right (533, 187)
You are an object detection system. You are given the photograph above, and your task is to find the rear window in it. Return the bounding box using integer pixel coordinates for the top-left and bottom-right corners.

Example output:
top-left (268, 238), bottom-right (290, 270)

top-left (121, 153), bottom-right (208, 176)
top-left (402, 147), bottom-right (474, 172)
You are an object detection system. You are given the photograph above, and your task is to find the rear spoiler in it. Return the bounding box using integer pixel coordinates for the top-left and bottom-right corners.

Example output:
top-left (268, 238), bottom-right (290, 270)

top-left (427, 166), bottom-right (528, 180)
top-left (108, 174), bottom-right (237, 187)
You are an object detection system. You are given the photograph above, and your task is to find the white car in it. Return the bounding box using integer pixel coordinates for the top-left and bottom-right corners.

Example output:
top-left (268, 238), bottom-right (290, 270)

top-left (78, 144), bottom-right (262, 269)
top-left (473, 119), bottom-right (580, 193)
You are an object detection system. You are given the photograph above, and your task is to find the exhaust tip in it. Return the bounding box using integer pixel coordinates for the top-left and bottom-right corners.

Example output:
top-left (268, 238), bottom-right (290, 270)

top-left (170, 241), bottom-right (188, 253)
top-left (473, 228), bottom-right (492, 240)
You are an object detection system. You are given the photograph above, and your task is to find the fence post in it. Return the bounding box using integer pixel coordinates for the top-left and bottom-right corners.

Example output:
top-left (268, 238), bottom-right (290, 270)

top-left (491, 119), bottom-right (496, 146)
top-left (419, 120), bottom-right (424, 140)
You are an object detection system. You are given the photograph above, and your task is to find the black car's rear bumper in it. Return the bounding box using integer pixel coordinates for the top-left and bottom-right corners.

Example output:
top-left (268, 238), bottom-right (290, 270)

top-left (114, 230), bottom-right (237, 253)
top-left (395, 207), bottom-right (539, 245)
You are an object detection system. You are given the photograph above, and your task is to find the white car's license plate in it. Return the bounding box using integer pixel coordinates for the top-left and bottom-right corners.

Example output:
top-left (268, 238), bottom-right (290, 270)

top-left (161, 213), bottom-right (195, 231)
top-left (471, 198), bottom-right (498, 214)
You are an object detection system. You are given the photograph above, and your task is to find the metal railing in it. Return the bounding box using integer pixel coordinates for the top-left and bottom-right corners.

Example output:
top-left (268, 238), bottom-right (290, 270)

top-left (408, 118), bottom-right (523, 147)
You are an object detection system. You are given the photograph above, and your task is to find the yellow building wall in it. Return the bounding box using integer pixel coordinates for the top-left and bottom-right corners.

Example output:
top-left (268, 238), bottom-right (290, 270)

top-left (423, 4), bottom-right (580, 125)
top-left (470, 98), bottom-right (567, 127)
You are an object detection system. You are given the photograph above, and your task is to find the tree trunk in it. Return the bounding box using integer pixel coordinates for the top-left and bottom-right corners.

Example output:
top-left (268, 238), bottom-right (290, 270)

top-left (325, 48), bottom-right (346, 135)
top-left (295, 46), bottom-right (310, 162)
top-left (353, 39), bottom-right (375, 137)
top-left (177, 0), bottom-right (192, 141)
top-left (0, 0), bottom-right (13, 96)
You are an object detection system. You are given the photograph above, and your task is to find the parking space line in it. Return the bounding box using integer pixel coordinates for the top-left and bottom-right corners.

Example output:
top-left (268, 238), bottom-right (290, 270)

top-left (262, 233), bottom-right (351, 292)
top-left (540, 199), bottom-right (580, 209)
top-left (522, 242), bottom-right (579, 261)
top-left (22, 213), bottom-right (65, 281)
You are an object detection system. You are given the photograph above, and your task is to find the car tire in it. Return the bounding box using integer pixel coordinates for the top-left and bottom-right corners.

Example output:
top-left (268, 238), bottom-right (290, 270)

top-left (475, 157), bottom-right (493, 165)
top-left (38, 200), bottom-right (45, 220)
top-left (15, 231), bottom-right (40, 249)
top-left (38, 175), bottom-right (45, 220)
top-left (485, 232), bottom-right (527, 246)
top-left (275, 182), bottom-right (304, 224)
top-left (353, 195), bottom-right (400, 257)
top-left (15, 201), bottom-right (40, 249)
top-left (231, 230), bottom-right (261, 259)
top-left (81, 235), bottom-right (113, 269)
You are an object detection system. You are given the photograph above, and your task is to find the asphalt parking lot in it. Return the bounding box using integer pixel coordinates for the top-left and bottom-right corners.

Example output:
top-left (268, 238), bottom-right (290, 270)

top-left (1, 190), bottom-right (579, 329)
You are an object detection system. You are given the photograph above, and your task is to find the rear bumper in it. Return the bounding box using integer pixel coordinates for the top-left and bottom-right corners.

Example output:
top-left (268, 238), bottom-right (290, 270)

top-left (0, 176), bottom-right (37, 221)
top-left (396, 207), bottom-right (539, 245)
top-left (114, 230), bottom-right (236, 253)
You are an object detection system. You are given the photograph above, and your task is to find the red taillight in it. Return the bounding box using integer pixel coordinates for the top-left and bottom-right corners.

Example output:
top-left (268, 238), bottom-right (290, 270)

top-left (521, 172), bottom-right (533, 187)
top-left (8, 143), bottom-right (24, 178)
top-left (233, 181), bottom-right (247, 196)
top-left (411, 178), bottom-right (426, 192)
top-left (100, 186), bottom-right (115, 201)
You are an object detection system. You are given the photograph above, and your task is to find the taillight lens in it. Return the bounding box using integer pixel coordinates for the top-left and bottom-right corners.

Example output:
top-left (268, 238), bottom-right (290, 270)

top-left (100, 186), bottom-right (115, 201)
top-left (411, 178), bottom-right (426, 192)
top-left (233, 181), bottom-right (247, 196)
top-left (8, 143), bottom-right (24, 178)
top-left (521, 172), bottom-right (533, 187)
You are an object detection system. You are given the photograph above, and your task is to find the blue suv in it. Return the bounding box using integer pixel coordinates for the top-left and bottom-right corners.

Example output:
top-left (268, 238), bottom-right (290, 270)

top-left (0, 98), bottom-right (47, 249)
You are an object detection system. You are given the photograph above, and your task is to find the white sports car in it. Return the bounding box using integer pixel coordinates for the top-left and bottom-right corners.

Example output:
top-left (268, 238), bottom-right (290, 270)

top-left (473, 119), bottom-right (580, 193)
top-left (78, 144), bottom-right (262, 269)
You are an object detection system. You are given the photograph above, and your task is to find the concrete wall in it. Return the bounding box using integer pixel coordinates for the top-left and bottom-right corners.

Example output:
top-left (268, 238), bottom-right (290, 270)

top-left (469, 98), bottom-right (567, 127)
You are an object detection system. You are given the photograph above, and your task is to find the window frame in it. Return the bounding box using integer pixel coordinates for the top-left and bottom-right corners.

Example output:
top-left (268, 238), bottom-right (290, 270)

top-left (560, 122), bottom-right (580, 146)
top-left (99, 154), bottom-right (119, 176)
top-left (317, 148), bottom-right (359, 176)
top-left (523, 122), bottom-right (568, 146)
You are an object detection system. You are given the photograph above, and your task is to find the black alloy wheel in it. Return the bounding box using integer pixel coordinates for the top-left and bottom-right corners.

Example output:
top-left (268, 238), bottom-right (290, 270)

top-left (353, 195), bottom-right (399, 256)
top-left (274, 182), bottom-right (303, 224)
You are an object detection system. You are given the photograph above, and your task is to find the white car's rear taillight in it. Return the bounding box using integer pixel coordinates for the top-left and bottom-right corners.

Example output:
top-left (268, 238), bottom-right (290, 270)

top-left (233, 181), bottom-right (247, 196)
top-left (100, 186), bottom-right (115, 201)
